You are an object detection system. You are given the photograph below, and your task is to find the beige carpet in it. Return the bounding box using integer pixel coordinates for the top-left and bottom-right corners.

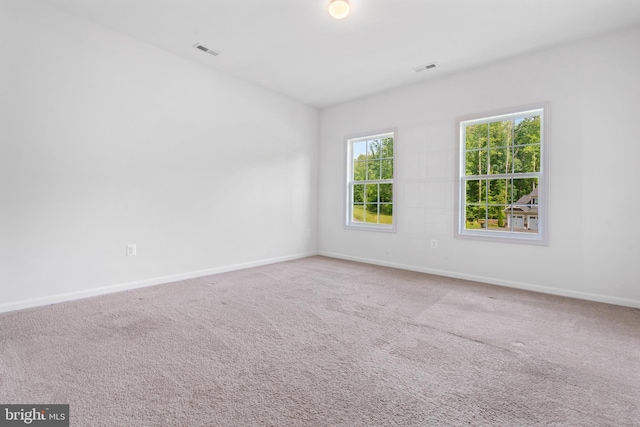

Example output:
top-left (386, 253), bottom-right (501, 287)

top-left (1, 256), bottom-right (639, 426)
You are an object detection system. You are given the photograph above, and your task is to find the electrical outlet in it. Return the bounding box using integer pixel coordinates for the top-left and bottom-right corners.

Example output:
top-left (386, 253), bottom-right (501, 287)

top-left (306, 229), bottom-right (312, 237)
top-left (126, 244), bottom-right (137, 256)
top-left (430, 239), bottom-right (438, 249)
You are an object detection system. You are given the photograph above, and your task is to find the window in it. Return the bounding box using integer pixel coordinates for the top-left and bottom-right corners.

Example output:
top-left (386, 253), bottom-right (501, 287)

top-left (346, 131), bottom-right (395, 231)
top-left (456, 105), bottom-right (547, 244)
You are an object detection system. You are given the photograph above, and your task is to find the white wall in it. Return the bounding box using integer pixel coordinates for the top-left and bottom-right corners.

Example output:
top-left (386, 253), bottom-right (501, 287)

top-left (0, 1), bottom-right (318, 310)
top-left (318, 25), bottom-right (640, 308)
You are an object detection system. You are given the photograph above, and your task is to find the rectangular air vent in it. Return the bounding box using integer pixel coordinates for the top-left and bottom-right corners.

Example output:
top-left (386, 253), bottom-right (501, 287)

top-left (192, 43), bottom-right (219, 57)
top-left (413, 63), bottom-right (437, 73)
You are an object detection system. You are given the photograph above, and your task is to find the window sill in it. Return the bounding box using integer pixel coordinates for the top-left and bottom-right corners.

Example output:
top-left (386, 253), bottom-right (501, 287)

top-left (346, 223), bottom-right (396, 233)
top-left (455, 229), bottom-right (547, 246)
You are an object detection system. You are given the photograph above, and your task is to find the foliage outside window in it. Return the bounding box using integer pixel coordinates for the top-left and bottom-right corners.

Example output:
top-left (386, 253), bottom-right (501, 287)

top-left (346, 132), bottom-right (395, 231)
top-left (457, 106), bottom-right (547, 244)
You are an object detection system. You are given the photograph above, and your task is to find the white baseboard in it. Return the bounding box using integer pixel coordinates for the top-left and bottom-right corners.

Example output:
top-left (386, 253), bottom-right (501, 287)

top-left (0, 252), bottom-right (318, 314)
top-left (318, 251), bottom-right (640, 309)
top-left (3, 251), bottom-right (637, 313)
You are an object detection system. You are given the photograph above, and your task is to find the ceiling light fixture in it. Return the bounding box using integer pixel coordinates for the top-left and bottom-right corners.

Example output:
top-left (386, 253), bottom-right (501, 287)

top-left (329, 0), bottom-right (350, 19)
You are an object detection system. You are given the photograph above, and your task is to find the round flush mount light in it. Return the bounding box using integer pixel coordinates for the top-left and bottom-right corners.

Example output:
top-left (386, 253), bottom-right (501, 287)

top-left (329, 0), bottom-right (350, 19)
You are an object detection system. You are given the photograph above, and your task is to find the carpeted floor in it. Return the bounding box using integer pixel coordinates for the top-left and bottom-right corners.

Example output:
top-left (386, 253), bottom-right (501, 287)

top-left (1, 256), bottom-right (639, 426)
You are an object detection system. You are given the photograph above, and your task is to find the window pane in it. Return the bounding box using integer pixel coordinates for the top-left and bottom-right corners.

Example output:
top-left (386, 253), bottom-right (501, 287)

top-left (466, 179), bottom-right (486, 205)
top-left (352, 204), bottom-right (364, 223)
top-left (368, 139), bottom-right (382, 159)
top-left (504, 205), bottom-right (514, 231)
top-left (364, 204), bottom-right (379, 223)
top-left (353, 184), bottom-right (364, 203)
top-left (488, 205), bottom-right (509, 230)
top-left (379, 184), bottom-right (392, 203)
top-left (489, 121), bottom-right (512, 148)
top-left (366, 184), bottom-right (379, 203)
top-left (514, 143), bottom-right (541, 173)
top-left (465, 205), bottom-right (487, 229)
top-left (466, 149), bottom-right (488, 176)
top-left (487, 178), bottom-right (509, 206)
top-left (381, 137), bottom-right (394, 158)
top-left (514, 115), bottom-right (541, 146)
top-left (353, 160), bottom-right (366, 180)
top-left (381, 159), bottom-right (393, 179)
top-left (507, 208), bottom-right (538, 233)
top-left (465, 124), bottom-right (488, 150)
top-left (380, 204), bottom-right (393, 224)
top-left (501, 178), bottom-right (514, 204)
top-left (512, 178), bottom-right (539, 204)
top-left (367, 160), bottom-right (381, 180)
top-left (489, 147), bottom-right (510, 175)
top-left (353, 141), bottom-right (367, 161)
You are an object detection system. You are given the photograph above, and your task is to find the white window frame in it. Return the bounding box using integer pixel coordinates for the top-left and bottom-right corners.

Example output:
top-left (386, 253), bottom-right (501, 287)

top-left (455, 104), bottom-right (549, 245)
top-left (345, 129), bottom-right (396, 232)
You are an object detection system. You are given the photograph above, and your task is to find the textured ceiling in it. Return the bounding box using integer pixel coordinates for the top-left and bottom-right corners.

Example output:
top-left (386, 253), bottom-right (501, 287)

top-left (42, 0), bottom-right (640, 108)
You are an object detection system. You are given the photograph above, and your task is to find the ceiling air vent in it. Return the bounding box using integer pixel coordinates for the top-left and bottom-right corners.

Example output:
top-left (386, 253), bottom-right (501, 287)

top-left (192, 43), bottom-right (219, 57)
top-left (413, 63), bottom-right (437, 73)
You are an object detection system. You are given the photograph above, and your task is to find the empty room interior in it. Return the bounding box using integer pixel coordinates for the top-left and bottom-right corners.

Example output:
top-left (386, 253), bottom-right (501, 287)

top-left (1, 0), bottom-right (639, 425)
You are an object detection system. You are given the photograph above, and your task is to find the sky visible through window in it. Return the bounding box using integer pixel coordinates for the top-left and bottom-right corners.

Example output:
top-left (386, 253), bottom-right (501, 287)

top-left (353, 141), bottom-right (367, 159)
